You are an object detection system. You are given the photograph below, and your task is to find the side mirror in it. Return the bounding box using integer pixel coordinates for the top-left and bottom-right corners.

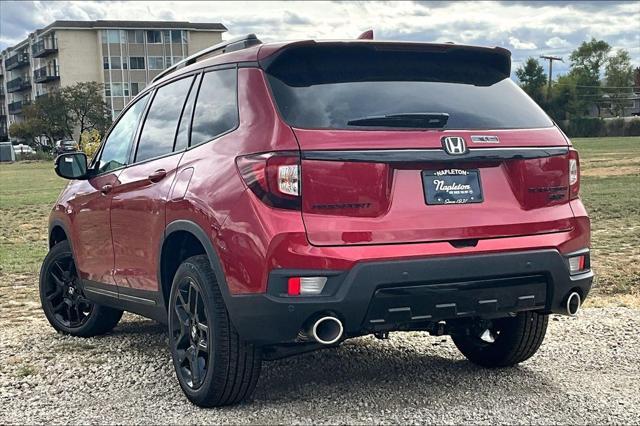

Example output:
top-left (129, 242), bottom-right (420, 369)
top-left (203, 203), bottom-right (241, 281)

top-left (55, 152), bottom-right (88, 180)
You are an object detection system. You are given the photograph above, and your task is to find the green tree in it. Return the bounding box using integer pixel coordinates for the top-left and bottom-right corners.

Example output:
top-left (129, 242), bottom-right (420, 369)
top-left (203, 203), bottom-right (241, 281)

top-left (62, 82), bottom-right (111, 137)
top-left (515, 57), bottom-right (547, 105)
top-left (568, 38), bottom-right (611, 117)
top-left (8, 93), bottom-right (72, 149)
top-left (605, 49), bottom-right (634, 116)
top-left (546, 74), bottom-right (579, 121)
top-left (34, 91), bottom-right (74, 139)
top-left (9, 118), bottom-right (47, 149)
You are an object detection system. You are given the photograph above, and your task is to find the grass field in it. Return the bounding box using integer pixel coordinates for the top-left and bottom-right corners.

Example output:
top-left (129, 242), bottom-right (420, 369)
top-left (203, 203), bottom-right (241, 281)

top-left (0, 137), bottom-right (638, 310)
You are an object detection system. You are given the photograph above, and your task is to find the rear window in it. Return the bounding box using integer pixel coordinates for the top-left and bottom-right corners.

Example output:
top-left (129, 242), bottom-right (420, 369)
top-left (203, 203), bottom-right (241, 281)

top-left (265, 44), bottom-right (553, 130)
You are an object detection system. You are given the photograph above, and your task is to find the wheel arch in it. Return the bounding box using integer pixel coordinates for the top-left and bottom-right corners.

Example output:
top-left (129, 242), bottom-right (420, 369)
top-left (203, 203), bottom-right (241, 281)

top-left (48, 218), bottom-right (74, 251)
top-left (159, 220), bottom-right (235, 315)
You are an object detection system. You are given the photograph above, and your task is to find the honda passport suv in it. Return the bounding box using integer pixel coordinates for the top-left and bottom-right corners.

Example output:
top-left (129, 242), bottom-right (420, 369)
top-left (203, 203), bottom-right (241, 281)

top-left (42, 34), bottom-right (593, 407)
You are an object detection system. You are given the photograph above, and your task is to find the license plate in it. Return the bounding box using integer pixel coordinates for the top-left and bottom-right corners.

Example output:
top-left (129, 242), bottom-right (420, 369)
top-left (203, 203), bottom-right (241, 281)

top-left (422, 169), bottom-right (483, 205)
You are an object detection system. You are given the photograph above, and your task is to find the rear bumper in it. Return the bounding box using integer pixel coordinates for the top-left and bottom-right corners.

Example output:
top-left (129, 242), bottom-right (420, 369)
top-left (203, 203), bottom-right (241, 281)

top-left (226, 249), bottom-right (593, 346)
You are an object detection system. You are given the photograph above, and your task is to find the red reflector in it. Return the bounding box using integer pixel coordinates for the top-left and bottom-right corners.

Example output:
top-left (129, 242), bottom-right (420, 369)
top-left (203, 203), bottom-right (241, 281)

top-left (287, 277), bottom-right (301, 296)
top-left (578, 255), bottom-right (585, 270)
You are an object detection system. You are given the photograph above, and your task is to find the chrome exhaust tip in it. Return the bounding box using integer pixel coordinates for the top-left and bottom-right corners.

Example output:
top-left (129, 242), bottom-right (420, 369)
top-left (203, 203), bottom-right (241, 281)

top-left (311, 316), bottom-right (344, 345)
top-left (566, 292), bottom-right (581, 316)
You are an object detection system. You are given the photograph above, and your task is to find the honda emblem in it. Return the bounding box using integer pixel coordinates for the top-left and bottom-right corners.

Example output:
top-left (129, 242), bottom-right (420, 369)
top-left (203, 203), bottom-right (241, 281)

top-left (442, 136), bottom-right (467, 155)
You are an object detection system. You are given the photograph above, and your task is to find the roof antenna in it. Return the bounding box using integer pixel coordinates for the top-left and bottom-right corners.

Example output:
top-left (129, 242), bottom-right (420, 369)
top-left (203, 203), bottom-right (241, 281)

top-left (357, 29), bottom-right (373, 40)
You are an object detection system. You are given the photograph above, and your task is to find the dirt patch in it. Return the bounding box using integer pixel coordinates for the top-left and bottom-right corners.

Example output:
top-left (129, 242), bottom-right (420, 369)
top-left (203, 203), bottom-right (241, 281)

top-left (582, 165), bottom-right (640, 177)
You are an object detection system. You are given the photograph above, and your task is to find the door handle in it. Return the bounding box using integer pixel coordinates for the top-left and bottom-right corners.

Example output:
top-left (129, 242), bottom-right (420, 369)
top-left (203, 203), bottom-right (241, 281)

top-left (100, 184), bottom-right (113, 194)
top-left (148, 169), bottom-right (167, 183)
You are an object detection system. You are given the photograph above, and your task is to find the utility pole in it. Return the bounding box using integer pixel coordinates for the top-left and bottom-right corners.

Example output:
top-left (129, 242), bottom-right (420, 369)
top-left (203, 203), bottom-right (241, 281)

top-left (540, 55), bottom-right (563, 100)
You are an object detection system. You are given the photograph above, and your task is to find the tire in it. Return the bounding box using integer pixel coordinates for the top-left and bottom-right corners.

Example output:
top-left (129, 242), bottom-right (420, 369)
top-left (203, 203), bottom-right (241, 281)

top-left (452, 311), bottom-right (548, 368)
top-left (168, 255), bottom-right (261, 407)
top-left (39, 240), bottom-right (123, 337)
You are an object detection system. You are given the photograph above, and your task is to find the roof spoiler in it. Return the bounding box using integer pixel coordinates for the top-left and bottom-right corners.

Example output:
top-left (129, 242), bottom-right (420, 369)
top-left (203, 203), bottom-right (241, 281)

top-left (357, 30), bottom-right (374, 40)
top-left (151, 33), bottom-right (262, 83)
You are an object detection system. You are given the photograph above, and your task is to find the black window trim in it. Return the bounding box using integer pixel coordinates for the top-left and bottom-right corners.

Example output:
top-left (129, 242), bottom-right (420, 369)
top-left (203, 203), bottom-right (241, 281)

top-left (173, 73), bottom-right (202, 152)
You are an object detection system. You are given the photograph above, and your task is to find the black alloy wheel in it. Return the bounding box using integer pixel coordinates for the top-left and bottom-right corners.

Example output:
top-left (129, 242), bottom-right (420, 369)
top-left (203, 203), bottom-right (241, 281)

top-left (168, 255), bottom-right (262, 407)
top-left (170, 277), bottom-right (211, 390)
top-left (42, 250), bottom-right (93, 328)
top-left (40, 240), bottom-right (123, 337)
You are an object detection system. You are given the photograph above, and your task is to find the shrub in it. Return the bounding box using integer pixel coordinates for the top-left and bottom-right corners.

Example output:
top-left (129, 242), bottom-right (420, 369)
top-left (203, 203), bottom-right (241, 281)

top-left (625, 118), bottom-right (640, 136)
top-left (606, 118), bottom-right (626, 136)
top-left (79, 129), bottom-right (101, 159)
top-left (17, 150), bottom-right (54, 161)
top-left (565, 117), bottom-right (605, 137)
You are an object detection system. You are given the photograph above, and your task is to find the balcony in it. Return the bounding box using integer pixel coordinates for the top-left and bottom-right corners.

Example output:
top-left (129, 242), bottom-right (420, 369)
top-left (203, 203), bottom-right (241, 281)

top-left (34, 66), bottom-right (59, 83)
top-left (32, 38), bottom-right (58, 58)
top-left (36, 92), bottom-right (49, 100)
top-left (5, 52), bottom-right (30, 71)
top-left (8, 100), bottom-right (31, 115)
top-left (7, 77), bottom-right (32, 93)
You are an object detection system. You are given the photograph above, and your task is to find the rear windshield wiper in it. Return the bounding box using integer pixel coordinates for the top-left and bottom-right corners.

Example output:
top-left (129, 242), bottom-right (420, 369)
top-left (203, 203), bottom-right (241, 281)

top-left (346, 112), bottom-right (449, 128)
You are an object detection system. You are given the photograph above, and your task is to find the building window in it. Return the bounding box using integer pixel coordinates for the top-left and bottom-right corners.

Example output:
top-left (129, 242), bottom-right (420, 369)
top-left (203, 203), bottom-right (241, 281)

top-left (131, 82), bottom-right (145, 96)
top-left (171, 30), bottom-right (183, 44)
top-left (130, 57), bottom-right (145, 69)
top-left (127, 30), bottom-right (144, 44)
top-left (103, 56), bottom-right (110, 70)
top-left (110, 56), bottom-right (122, 70)
top-left (105, 84), bottom-right (111, 96)
top-left (109, 83), bottom-right (129, 97)
top-left (102, 30), bottom-right (121, 44)
top-left (148, 56), bottom-right (164, 70)
top-left (111, 83), bottom-right (123, 97)
top-left (146, 30), bottom-right (162, 44)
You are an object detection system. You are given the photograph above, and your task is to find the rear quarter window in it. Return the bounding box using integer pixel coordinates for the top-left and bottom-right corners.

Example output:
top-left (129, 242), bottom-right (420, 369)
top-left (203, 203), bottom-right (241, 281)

top-left (190, 68), bottom-right (238, 146)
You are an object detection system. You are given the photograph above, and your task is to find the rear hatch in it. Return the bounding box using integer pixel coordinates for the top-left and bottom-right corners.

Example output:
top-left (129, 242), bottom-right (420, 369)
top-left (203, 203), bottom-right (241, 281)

top-left (263, 41), bottom-right (573, 246)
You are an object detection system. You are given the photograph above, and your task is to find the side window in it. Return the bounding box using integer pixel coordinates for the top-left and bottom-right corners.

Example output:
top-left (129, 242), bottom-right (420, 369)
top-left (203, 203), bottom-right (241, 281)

top-left (96, 93), bottom-right (149, 174)
top-left (174, 75), bottom-right (200, 152)
top-left (190, 68), bottom-right (238, 147)
top-left (135, 76), bottom-right (195, 162)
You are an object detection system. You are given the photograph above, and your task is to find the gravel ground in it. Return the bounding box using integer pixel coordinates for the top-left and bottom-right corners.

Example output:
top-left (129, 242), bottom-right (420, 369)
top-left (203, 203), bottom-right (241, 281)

top-left (1, 307), bottom-right (639, 425)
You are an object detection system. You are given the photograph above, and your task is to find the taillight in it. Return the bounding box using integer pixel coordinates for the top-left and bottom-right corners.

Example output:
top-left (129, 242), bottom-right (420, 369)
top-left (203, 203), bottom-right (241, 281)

top-left (568, 149), bottom-right (580, 200)
top-left (236, 151), bottom-right (301, 210)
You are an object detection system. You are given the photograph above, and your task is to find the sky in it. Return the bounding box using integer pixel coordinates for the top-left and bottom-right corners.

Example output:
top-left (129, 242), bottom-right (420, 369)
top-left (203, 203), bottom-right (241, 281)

top-left (1, 0), bottom-right (638, 78)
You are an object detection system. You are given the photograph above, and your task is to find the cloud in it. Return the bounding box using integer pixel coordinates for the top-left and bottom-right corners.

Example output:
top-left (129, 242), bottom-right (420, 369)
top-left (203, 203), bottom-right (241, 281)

top-left (546, 36), bottom-right (571, 49)
top-left (509, 37), bottom-right (538, 50)
top-left (0, 0), bottom-right (638, 76)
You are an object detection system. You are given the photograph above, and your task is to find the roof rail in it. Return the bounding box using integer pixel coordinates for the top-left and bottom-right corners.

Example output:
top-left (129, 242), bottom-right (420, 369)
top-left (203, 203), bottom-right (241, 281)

top-left (151, 33), bottom-right (262, 83)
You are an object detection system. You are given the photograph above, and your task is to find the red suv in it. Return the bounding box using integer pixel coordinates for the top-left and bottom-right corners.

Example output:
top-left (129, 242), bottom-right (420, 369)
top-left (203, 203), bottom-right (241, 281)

top-left (42, 35), bottom-right (593, 407)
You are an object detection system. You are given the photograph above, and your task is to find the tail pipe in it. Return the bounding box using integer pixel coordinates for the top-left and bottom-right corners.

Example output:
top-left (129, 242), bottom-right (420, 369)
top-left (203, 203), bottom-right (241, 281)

top-left (299, 314), bottom-right (344, 345)
top-left (566, 292), bottom-right (581, 316)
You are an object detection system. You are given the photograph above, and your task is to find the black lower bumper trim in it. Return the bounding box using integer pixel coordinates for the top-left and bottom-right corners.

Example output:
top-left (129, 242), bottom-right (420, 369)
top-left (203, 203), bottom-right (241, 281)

top-left (364, 274), bottom-right (547, 328)
top-left (224, 249), bottom-right (593, 346)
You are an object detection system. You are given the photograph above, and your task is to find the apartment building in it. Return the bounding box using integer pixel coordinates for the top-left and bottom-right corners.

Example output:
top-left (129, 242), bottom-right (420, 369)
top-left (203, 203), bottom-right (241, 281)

top-left (0, 20), bottom-right (227, 141)
top-left (0, 61), bottom-right (6, 140)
